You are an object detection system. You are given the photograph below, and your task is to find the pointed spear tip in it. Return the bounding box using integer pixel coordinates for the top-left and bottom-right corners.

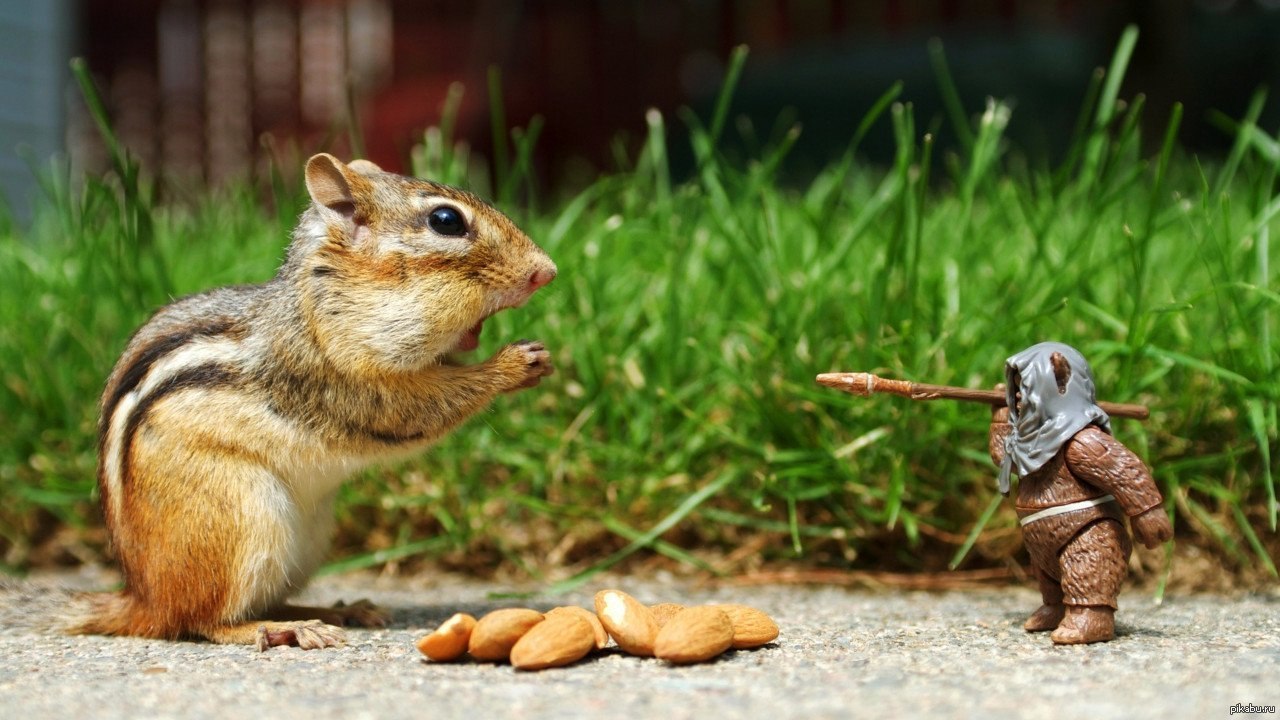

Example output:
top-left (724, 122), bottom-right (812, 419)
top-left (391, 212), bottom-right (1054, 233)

top-left (815, 373), bottom-right (848, 389)
top-left (817, 372), bottom-right (879, 396)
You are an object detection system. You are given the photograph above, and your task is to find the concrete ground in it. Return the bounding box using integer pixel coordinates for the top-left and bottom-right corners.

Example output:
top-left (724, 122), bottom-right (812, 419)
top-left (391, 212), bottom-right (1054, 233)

top-left (0, 569), bottom-right (1276, 720)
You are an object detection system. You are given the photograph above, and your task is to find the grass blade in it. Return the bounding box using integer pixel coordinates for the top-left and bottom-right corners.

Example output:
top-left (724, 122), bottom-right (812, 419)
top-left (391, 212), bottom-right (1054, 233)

top-left (488, 65), bottom-right (510, 202)
top-left (1081, 24), bottom-right (1139, 187)
top-left (709, 45), bottom-right (750, 146)
top-left (927, 37), bottom-right (974, 151)
top-left (949, 493), bottom-right (1005, 570)
top-left (544, 471), bottom-right (737, 595)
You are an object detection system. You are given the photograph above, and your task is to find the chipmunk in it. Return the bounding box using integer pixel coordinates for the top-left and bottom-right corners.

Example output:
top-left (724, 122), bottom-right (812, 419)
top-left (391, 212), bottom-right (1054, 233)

top-left (71, 154), bottom-right (557, 650)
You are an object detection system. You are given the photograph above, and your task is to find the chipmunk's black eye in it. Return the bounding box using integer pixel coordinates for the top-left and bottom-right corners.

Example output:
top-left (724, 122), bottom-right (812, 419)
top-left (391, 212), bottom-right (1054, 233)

top-left (427, 206), bottom-right (467, 237)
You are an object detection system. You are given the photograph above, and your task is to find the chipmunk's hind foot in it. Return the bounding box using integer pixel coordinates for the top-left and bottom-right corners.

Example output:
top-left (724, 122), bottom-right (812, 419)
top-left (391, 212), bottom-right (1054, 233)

top-left (201, 620), bottom-right (346, 650)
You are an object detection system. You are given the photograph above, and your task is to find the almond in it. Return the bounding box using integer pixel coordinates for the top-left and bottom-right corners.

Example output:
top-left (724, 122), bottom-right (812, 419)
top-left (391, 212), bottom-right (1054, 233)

top-left (654, 606), bottom-right (735, 664)
top-left (593, 589), bottom-right (659, 656)
top-left (648, 602), bottom-right (685, 629)
top-left (415, 612), bottom-right (476, 662)
top-left (467, 608), bottom-right (545, 662)
top-left (716, 604), bottom-right (780, 649)
top-left (510, 612), bottom-right (597, 670)
top-left (546, 605), bottom-right (609, 650)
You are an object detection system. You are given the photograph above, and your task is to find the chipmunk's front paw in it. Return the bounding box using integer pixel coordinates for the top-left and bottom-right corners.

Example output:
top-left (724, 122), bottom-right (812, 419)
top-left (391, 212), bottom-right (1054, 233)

top-left (494, 339), bottom-right (555, 392)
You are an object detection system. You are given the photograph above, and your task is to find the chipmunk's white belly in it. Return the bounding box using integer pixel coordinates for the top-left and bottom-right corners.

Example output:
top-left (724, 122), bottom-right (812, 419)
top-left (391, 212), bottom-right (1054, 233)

top-left (192, 392), bottom-right (364, 615)
top-left (233, 481), bottom-right (341, 614)
top-left (238, 414), bottom-right (431, 612)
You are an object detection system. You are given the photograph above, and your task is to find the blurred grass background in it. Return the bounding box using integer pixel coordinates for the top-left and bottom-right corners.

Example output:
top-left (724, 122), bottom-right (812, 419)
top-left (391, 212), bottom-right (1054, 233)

top-left (1, 32), bottom-right (1276, 589)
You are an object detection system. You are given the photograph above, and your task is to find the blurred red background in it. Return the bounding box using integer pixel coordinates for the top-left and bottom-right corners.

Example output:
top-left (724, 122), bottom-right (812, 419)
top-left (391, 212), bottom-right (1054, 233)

top-left (4, 0), bottom-right (1279, 206)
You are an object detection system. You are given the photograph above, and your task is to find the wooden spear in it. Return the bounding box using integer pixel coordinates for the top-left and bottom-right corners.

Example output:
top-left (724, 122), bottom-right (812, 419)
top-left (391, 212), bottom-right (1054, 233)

top-left (815, 372), bottom-right (1149, 420)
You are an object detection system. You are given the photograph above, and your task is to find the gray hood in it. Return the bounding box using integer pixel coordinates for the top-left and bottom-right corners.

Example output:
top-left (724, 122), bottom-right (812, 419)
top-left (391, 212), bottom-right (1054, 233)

top-left (997, 342), bottom-right (1111, 495)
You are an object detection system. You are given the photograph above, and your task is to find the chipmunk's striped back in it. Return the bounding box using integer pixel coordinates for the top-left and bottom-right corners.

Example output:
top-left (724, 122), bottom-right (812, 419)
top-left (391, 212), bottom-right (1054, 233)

top-left (96, 289), bottom-right (257, 598)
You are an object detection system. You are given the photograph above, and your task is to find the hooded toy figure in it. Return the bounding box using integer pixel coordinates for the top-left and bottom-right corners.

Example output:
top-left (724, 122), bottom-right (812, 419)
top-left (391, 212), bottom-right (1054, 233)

top-left (989, 342), bottom-right (1173, 644)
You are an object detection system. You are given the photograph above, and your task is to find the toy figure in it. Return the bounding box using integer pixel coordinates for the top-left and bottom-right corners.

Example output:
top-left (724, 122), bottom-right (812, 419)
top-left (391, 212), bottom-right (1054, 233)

top-left (817, 340), bottom-right (1172, 645)
top-left (988, 342), bottom-right (1172, 644)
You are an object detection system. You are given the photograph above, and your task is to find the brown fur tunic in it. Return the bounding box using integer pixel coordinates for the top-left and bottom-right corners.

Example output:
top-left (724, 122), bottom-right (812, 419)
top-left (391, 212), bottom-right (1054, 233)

top-left (991, 423), bottom-right (1164, 607)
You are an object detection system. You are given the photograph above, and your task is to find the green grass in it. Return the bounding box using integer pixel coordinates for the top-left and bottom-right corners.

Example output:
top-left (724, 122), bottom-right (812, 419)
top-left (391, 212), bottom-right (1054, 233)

top-left (1, 32), bottom-right (1276, 585)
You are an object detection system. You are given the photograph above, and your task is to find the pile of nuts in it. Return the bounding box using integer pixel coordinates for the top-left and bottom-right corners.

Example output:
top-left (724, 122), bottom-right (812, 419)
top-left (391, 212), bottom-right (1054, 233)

top-left (415, 588), bottom-right (779, 671)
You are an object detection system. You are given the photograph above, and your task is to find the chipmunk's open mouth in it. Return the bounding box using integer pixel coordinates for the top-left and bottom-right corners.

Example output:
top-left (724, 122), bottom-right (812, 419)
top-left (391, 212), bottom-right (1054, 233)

top-left (451, 275), bottom-right (548, 353)
top-left (452, 300), bottom-right (523, 353)
top-left (456, 319), bottom-right (484, 352)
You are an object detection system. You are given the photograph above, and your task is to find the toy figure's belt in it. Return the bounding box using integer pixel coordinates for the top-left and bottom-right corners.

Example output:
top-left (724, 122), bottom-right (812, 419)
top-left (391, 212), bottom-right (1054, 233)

top-left (1018, 495), bottom-right (1117, 526)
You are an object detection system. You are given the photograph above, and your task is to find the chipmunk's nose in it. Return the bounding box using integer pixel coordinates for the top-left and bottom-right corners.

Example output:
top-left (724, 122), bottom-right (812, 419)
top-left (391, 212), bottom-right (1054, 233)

top-left (529, 265), bottom-right (557, 291)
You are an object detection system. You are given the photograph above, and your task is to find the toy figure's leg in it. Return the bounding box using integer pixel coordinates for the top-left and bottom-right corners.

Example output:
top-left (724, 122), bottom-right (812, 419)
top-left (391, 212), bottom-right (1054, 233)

top-left (1023, 568), bottom-right (1066, 632)
top-left (1051, 519), bottom-right (1131, 645)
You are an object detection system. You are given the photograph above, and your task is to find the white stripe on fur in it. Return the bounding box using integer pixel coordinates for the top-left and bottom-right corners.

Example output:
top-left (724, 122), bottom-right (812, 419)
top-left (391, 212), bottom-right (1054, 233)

top-left (101, 337), bottom-right (244, 528)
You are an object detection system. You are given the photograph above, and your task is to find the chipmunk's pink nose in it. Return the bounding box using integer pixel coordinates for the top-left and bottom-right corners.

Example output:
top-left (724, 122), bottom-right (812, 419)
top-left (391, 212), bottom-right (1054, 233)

top-left (529, 266), bottom-right (556, 291)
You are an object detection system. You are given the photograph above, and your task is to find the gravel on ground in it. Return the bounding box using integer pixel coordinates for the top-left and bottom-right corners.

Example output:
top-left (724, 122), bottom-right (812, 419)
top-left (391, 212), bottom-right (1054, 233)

top-left (0, 568), bottom-right (1276, 720)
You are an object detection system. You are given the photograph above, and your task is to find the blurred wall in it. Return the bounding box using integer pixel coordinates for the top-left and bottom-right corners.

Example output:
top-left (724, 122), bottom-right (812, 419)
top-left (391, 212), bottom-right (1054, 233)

top-left (0, 0), bottom-right (73, 221)
top-left (2, 0), bottom-right (1279, 215)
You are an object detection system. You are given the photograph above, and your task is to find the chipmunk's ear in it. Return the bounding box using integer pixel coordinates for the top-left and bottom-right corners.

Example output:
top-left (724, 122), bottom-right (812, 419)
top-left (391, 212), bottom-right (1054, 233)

top-left (305, 153), bottom-right (357, 218)
top-left (346, 159), bottom-right (383, 176)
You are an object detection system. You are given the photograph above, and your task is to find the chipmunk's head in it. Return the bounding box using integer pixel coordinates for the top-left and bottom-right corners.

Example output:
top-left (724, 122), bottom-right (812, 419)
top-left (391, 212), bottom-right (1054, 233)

top-left (293, 153), bottom-right (556, 372)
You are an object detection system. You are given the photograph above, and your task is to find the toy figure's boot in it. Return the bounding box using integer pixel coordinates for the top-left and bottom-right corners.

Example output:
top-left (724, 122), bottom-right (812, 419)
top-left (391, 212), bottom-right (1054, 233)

top-left (1024, 569), bottom-right (1066, 632)
top-left (1050, 605), bottom-right (1115, 644)
top-left (1024, 604), bottom-right (1066, 632)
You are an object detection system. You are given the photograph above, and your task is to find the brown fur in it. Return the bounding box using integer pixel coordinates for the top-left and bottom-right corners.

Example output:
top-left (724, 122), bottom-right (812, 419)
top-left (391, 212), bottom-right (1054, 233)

top-left (73, 154), bottom-right (557, 648)
top-left (991, 413), bottom-right (1171, 644)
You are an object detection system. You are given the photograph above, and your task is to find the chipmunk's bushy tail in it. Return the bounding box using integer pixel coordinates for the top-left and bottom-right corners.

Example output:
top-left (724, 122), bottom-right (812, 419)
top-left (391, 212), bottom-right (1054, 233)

top-left (65, 591), bottom-right (175, 640)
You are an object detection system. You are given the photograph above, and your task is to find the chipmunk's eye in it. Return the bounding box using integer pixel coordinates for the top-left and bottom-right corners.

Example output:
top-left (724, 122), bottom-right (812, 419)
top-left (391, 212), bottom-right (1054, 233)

top-left (427, 206), bottom-right (467, 237)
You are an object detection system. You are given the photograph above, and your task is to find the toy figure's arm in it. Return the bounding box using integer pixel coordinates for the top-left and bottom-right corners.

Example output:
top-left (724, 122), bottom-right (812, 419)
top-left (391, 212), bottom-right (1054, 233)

top-left (1065, 427), bottom-right (1173, 548)
top-left (988, 404), bottom-right (1011, 467)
